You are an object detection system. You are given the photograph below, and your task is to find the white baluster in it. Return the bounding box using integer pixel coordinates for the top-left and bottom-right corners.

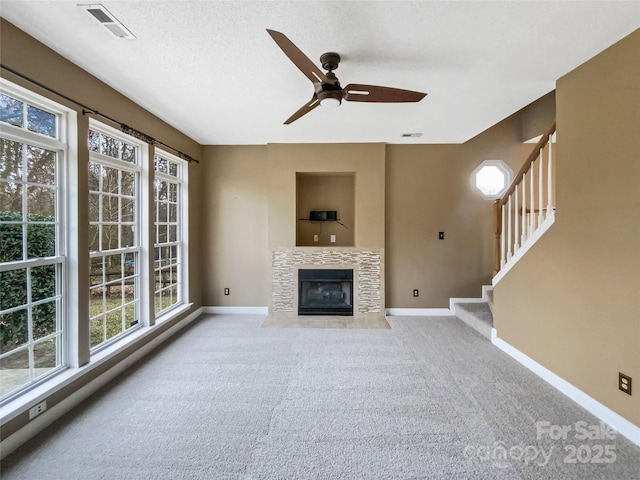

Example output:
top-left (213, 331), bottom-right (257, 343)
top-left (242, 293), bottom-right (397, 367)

top-left (514, 185), bottom-right (519, 252)
top-left (538, 147), bottom-right (544, 226)
top-left (501, 203), bottom-right (506, 267)
top-left (529, 160), bottom-right (535, 235)
top-left (507, 196), bottom-right (512, 261)
top-left (547, 133), bottom-right (554, 216)
top-left (521, 172), bottom-right (527, 245)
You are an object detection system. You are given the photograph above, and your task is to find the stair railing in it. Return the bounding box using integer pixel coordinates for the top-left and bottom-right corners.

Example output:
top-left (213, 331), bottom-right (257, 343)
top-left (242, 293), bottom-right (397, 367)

top-left (493, 120), bottom-right (556, 277)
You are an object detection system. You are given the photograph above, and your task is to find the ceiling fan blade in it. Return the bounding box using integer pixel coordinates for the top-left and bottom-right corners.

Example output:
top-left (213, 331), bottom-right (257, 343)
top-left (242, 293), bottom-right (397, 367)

top-left (343, 84), bottom-right (427, 103)
top-left (267, 29), bottom-right (331, 85)
top-left (284, 95), bottom-right (320, 125)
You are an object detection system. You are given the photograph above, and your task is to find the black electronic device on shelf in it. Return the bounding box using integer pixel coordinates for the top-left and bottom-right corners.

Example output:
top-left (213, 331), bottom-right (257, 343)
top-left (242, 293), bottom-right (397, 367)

top-left (309, 210), bottom-right (337, 222)
top-left (300, 210), bottom-right (347, 228)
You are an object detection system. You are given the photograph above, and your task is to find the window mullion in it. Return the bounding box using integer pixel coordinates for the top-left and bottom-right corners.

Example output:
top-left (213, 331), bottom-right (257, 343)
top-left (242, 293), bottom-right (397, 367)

top-left (21, 142), bottom-right (27, 263)
top-left (90, 153), bottom-right (140, 173)
top-left (89, 246), bottom-right (139, 258)
top-left (0, 256), bottom-right (65, 272)
top-left (26, 266), bottom-right (34, 382)
top-left (0, 122), bottom-right (66, 151)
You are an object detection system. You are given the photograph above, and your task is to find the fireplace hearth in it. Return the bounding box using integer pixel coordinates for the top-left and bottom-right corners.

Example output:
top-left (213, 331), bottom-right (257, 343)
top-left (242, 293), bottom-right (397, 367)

top-left (298, 269), bottom-right (353, 316)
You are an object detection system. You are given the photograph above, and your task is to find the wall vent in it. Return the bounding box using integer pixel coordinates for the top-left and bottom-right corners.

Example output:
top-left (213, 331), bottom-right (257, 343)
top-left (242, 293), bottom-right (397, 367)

top-left (80, 4), bottom-right (136, 39)
top-left (401, 133), bottom-right (423, 138)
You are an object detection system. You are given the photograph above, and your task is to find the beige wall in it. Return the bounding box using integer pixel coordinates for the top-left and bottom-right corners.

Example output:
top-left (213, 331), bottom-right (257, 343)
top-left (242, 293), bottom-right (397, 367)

top-left (296, 173), bottom-right (355, 247)
top-left (268, 143), bottom-right (386, 249)
top-left (385, 114), bottom-right (532, 307)
top-left (494, 30), bottom-right (640, 426)
top-left (203, 113), bottom-right (538, 309)
top-left (201, 145), bottom-right (269, 306)
top-left (201, 143), bottom-right (386, 308)
top-left (521, 91), bottom-right (556, 142)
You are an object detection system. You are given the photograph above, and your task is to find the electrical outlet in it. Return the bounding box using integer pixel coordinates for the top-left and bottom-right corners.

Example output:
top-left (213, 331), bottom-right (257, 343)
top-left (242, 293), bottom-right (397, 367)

top-left (29, 400), bottom-right (47, 420)
top-left (413, 289), bottom-right (419, 297)
top-left (313, 234), bottom-right (319, 242)
top-left (619, 372), bottom-right (632, 395)
top-left (224, 288), bottom-right (229, 295)
top-left (330, 235), bottom-right (336, 243)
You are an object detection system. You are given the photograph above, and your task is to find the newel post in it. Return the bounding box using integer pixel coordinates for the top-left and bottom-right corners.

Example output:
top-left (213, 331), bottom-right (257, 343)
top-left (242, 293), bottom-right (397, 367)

top-left (493, 200), bottom-right (502, 276)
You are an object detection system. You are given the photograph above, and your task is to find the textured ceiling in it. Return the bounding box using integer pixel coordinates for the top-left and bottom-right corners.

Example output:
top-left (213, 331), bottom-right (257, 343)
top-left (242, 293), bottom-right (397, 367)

top-left (1, 1), bottom-right (639, 145)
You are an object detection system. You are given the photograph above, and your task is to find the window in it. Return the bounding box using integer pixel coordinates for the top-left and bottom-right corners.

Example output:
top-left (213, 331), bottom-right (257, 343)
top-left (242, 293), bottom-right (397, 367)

top-left (0, 86), bottom-right (69, 399)
top-left (473, 160), bottom-right (513, 199)
top-left (0, 79), bottom-right (190, 406)
top-left (88, 123), bottom-right (143, 349)
top-left (154, 151), bottom-right (187, 315)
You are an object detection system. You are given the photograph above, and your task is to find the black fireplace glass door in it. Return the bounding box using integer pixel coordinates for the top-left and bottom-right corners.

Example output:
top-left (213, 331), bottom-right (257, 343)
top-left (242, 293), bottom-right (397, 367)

top-left (298, 269), bottom-right (353, 316)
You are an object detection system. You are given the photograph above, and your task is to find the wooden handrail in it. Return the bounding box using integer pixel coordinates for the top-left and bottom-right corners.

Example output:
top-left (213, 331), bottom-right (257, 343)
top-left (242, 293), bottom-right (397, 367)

top-left (497, 120), bottom-right (556, 208)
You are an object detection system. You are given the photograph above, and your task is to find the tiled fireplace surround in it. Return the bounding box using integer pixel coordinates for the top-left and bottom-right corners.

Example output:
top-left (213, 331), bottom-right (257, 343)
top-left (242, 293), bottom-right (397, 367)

top-left (269, 247), bottom-right (385, 322)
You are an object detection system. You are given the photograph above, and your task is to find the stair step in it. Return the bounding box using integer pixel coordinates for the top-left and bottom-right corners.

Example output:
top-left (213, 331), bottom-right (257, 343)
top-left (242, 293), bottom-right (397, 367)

top-left (486, 289), bottom-right (494, 314)
top-left (454, 302), bottom-right (493, 340)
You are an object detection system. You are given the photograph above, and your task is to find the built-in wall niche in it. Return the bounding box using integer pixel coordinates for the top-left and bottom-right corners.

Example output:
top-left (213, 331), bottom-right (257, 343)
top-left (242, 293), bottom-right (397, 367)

top-left (296, 172), bottom-right (355, 246)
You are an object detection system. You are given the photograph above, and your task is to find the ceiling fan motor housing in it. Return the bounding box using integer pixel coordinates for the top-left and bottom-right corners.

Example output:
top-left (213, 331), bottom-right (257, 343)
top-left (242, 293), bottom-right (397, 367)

top-left (320, 52), bottom-right (341, 71)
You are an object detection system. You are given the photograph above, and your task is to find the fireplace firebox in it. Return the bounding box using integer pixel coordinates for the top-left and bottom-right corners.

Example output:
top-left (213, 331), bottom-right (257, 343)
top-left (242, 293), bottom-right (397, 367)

top-left (298, 269), bottom-right (353, 316)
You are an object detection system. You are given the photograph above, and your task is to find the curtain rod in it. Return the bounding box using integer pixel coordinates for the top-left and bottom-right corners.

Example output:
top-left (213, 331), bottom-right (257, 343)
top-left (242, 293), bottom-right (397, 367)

top-left (0, 64), bottom-right (199, 163)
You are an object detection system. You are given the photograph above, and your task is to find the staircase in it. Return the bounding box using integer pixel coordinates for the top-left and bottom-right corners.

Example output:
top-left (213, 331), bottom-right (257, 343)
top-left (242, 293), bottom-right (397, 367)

top-left (450, 287), bottom-right (494, 340)
top-left (454, 299), bottom-right (493, 340)
top-left (454, 121), bottom-right (556, 339)
top-left (492, 121), bottom-right (556, 284)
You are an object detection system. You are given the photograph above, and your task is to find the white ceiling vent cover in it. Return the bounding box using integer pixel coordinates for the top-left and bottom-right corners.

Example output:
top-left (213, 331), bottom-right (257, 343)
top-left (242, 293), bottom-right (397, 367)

top-left (80, 4), bottom-right (136, 39)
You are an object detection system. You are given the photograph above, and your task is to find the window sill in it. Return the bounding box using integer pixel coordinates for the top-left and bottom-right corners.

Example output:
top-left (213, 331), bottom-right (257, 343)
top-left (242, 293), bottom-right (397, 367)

top-left (155, 303), bottom-right (192, 325)
top-left (0, 302), bottom-right (194, 425)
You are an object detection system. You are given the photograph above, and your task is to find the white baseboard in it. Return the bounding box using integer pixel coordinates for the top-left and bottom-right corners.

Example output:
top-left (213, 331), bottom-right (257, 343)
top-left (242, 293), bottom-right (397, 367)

top-left (481, 284), bottom-right (493, 299)
top-left (387, 286), bottom-right (493, 318)
top-left (491, 327), bottom-right (498, 342)
top-left (0, 306), bottom-right (203, 460)
top-left (386, 308), bottom-right (452, 316)
top-left (492, 330), bottom-right (640, 448)
top-left (202, 306), bottom-right (269, 315)
top-left (449, 285), bottom-right (493, 311)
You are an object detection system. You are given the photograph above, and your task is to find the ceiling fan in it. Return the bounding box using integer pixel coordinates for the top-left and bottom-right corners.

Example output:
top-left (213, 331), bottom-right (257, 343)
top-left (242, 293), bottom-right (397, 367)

top-left (266, 29), bottom-right (427, 124)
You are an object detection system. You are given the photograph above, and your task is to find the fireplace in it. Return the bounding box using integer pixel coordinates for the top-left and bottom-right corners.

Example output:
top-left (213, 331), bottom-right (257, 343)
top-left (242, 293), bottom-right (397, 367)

top-left (298, 269), bottom-right (353, 316)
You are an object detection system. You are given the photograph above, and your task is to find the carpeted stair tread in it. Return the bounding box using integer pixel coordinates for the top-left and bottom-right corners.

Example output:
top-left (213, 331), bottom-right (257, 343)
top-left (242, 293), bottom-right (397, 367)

top-left (454, 301), bottom-right (493, 340)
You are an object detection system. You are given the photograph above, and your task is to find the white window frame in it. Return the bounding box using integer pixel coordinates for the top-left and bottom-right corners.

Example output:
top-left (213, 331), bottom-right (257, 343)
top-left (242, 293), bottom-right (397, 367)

top-left (153, 149), bottom-right (189, 318)
top-left (0, 79), bottom-right (76, 403)
top-left (472, 159), bottom-right (513, 200)
top-left (87, 120), bottom-right (149, 351)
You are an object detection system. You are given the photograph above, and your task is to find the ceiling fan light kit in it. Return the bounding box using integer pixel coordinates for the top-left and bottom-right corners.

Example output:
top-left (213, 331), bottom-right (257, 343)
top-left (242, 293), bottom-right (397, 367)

top-left (318, 90), bottom-right (342, 107)
top-left (266, 29), bottom-right (427, 124)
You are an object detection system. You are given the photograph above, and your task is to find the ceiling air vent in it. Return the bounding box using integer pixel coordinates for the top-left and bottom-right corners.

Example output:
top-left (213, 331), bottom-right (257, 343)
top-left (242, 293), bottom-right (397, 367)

top-left (401, 133), bottom-right (423, 138)
top-left (80, 4), bottom-right (136, 39)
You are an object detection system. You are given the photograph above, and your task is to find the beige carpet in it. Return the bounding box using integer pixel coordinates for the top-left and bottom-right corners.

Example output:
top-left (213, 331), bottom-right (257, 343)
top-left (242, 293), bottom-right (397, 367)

top-left (261, 314), bottom-right (390, 329)
top-left (2, 314), bottom-right (639, 479)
